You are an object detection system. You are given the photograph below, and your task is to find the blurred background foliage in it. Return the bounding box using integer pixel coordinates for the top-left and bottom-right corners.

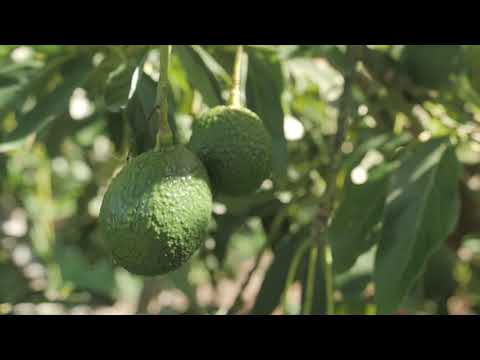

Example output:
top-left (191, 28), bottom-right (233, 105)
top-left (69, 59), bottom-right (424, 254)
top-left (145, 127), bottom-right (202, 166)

top-left (1, 45), bottom-right (480, 315)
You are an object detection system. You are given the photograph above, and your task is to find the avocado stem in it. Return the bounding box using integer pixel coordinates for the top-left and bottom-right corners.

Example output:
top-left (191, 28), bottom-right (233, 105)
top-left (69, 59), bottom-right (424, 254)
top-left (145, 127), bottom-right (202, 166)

top-left (156, 45), bottom-right (174, 148)
top-left (229, 45), bottom-right (244, 108)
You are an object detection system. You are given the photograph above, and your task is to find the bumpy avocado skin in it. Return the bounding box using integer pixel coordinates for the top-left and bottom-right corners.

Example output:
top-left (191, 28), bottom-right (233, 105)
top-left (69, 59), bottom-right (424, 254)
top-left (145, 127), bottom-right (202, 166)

top-left (189, 106), bottom-right (272, 197)
top-left (99, 145), bottom-right (212, 276)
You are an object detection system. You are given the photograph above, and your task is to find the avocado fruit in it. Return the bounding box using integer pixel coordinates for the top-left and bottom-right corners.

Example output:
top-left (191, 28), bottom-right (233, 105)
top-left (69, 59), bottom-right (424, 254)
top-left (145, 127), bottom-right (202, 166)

top-left (189, 105), bottom-right (272, 197)
top-left (99, 145), bottom-right (212, 276)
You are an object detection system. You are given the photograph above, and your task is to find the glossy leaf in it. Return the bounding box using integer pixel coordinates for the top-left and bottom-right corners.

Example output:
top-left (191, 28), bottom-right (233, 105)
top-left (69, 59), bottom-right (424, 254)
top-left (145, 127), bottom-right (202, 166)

top-left (0, 58), bottom-right (63, 112)
top-left (104, 64), bottom-right (137, 112)
top-left (0, 56), bottom-right (93, 153)
top-left (191, 45), bottom-right (230, 85)
top-left (251, 227), bottom-right (309, 315)
top-left (125, 69), bottom-right (178, 155)
top-left (174, 45), bottom-right (224, 107)
top-left (330, 165), bottom-right (393, 274)
top-left (0, 261), bottom-right (31, 303)
top-left (212, 214), bottom-right (245, 267)
top-left (374, 138), bottom-right (460, 314)
top-left (246, 47), bottom-right (288, 184)
top-left (55, 244), bottom-right (115, 298)
top-left (124, 69), bottom-right (158, 155)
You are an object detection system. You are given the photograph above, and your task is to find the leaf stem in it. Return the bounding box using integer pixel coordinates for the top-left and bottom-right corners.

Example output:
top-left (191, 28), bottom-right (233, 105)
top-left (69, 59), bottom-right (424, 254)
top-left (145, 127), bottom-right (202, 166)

top-left (229, 45), bottom-right (244, 107)
top-left (156, 45), bottom-right (173, 149)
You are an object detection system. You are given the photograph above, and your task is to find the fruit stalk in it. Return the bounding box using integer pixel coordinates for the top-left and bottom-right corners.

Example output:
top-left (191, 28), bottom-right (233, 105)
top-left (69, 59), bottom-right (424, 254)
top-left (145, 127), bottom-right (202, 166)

top-left (229, 45), bottom-right (244, 108)
top-left (156, 45), bottom-right (174, 148)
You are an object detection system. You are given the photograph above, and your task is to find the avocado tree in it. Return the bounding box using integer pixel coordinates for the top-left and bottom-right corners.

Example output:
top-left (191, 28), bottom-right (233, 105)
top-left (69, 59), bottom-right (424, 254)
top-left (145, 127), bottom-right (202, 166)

top-left (1, 45), bottom-right (480, 315)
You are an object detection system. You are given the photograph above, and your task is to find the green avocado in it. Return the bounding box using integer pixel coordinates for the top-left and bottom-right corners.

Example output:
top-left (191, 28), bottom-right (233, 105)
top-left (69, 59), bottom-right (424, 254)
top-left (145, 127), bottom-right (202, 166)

top-left (401, 45), bottom-right (462, 89)
top-left (99, 145), bottom-right (212, 276)
top-left (189, 105), bottom-right (272, 197)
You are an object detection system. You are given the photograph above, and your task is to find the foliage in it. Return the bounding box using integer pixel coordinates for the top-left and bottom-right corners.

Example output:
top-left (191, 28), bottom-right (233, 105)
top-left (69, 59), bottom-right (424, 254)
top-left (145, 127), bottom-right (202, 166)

top-left (1, 45), bottom-right (480, 315)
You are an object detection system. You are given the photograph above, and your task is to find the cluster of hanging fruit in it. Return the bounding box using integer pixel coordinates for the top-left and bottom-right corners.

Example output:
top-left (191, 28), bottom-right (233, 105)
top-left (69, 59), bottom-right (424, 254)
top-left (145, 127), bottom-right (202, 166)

top-left (99, 45), bottom-right (272, 276)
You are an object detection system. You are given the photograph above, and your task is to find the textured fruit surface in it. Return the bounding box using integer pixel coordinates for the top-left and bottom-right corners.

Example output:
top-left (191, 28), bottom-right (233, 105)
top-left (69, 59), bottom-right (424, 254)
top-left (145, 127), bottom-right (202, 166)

top-left (189, 106), bottom-right (272, 196)
top-left (402, 45), bottom-right (462, 89)
top-left (99, 145), bottom-right (212, 276)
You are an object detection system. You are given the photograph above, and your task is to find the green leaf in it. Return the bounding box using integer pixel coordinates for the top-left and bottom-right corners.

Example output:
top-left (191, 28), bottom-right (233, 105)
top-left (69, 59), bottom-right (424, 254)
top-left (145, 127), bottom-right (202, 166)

top-left (335, 246), bottom-right (376, 308)
top-left (0, 261), bottom-right (31, 303)
top-left (330, 165), bottom-right (392, 274)
top-left (124, 70), bottom-right (158, 155)
top-left (246, 48), bottom-right (288, 185)
top-left (0, 74), bottom-right (29, 111)
top-left (342, 134), bottom-right (391, 172)
top-left (216, 190), bottom-right (276, 216)
top-left (0, 58), bottom-right (60, 112)
top-left (174, 45), bottom-right (224, 107)
top-left (212, 214), bottom-right (245, 266)
top-left (124, 69), bottom-right (177, 155)
top-left (288, 45), bottom-right (352, 73)
top-left (422, 245), bottom-right (457, 304)
top-left (0, 55), bottom-right (93, 153)
top-left (374, 138), bottom-right (460, 314)
top-left (56, 245), bottom-right (115, 298)
top-left (84, 51), bottom-right (123, 98)
top-left (105, 112), bottom-right (127, 153)
top-left (104, 64), bottom-right (137, 112)
top-left (191, 45), bottom-right (231, 85)
top-left (298, 245), bottom-right (327, 315)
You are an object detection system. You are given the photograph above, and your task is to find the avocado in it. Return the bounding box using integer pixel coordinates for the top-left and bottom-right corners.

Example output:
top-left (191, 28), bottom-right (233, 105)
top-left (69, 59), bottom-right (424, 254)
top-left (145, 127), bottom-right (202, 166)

top-left (99, 145), bottom-right (212, 276)
top-left (189, 105), bottom-right (272, 197)
top-left (401, 45), bottom-right (462, 89)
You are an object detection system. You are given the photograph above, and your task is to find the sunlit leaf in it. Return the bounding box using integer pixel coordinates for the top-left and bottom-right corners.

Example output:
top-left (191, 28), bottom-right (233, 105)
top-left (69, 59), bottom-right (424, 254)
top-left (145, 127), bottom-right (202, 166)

top-left (56, 244), bottom-right (115, 298)
top-left (246, 47), bottom-right (288, 185)
top-left (374, 137), bottom-right (460, 314)
top-left (330, 165), bottom-right (393, 274)
top-left (251, 227), bottom-right (309, 315)
top-left (174, 45), bottom-right (224, 107)
top-left (104, 64), bottom-right (137, 112)
top-left (0, 55), bottom-right (93, 153)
